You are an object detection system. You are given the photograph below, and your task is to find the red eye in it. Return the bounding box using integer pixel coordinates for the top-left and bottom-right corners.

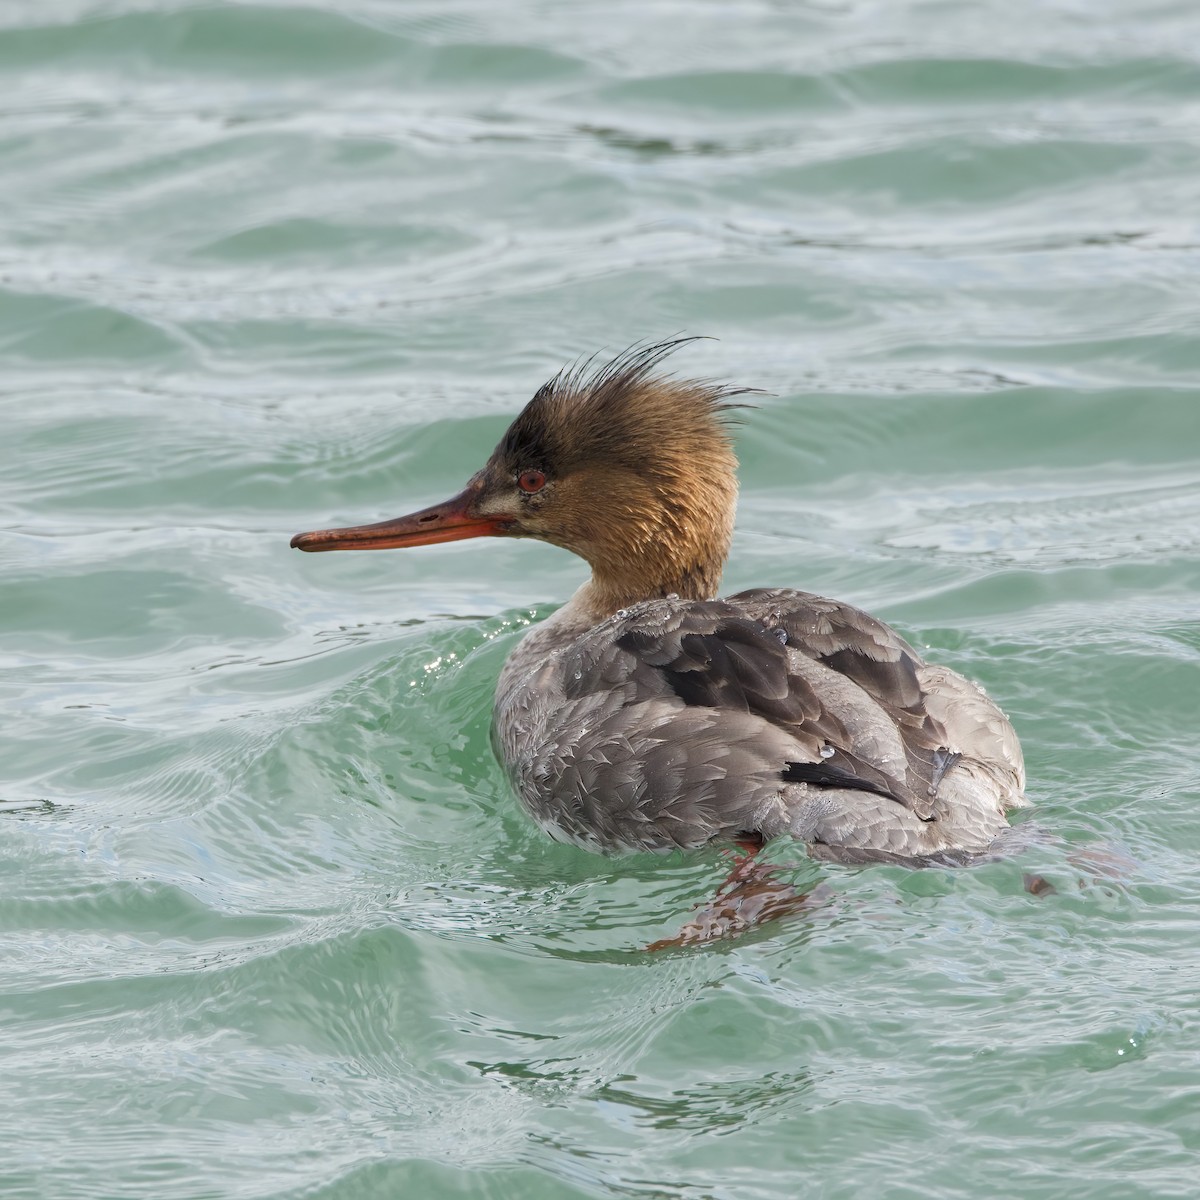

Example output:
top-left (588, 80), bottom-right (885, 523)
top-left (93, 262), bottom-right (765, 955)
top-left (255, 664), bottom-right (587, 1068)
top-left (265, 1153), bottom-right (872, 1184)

top-left (517, 469), bottom-right (546, 494)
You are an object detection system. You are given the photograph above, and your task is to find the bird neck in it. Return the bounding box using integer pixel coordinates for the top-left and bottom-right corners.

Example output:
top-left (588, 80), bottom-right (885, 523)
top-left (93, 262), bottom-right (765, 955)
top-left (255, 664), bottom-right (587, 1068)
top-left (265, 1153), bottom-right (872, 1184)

top-left (573, 549), bottom-right (726, 624)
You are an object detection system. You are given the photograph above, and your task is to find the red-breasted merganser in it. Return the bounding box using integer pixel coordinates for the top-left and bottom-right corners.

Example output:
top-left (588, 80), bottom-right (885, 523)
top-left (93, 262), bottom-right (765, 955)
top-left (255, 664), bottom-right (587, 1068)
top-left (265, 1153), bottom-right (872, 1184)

top-left (291, 341), bottom-right (1026, 866)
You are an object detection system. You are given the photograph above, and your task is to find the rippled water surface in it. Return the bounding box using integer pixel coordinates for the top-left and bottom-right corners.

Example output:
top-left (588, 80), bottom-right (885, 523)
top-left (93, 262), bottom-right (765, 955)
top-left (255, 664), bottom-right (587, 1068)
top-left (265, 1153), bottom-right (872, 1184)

top-left (4, 1), bottom-right (1200, 1196)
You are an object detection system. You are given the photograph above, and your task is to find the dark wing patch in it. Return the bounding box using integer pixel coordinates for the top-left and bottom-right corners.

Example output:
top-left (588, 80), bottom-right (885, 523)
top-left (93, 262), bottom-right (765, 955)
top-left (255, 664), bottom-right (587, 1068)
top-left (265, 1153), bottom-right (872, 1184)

top-left (819, 645), bottom-right (923, 712)
top-left (782, 759), bottom-right (897, 799)
top-left (727, 589), bottom-right (969, 817)
top-left (612, 602), bottom-right (925, 811)
top-left (619, 618), bottom-right (787, 713)
top-left (603, 591), bottom-right (968, 821)
top-left (617, 616), bottom-right (832, 729)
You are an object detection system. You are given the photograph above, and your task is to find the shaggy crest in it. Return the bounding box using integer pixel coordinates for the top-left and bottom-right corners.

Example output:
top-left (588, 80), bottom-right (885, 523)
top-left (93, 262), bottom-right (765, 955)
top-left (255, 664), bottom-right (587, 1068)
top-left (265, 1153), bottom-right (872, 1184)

top-left (497, 338), bottom-right (752, 486)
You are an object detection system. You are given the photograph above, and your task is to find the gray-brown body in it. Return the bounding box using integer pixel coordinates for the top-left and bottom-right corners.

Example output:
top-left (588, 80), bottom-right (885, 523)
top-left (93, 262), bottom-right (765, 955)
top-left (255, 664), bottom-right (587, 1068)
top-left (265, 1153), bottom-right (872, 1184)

top-left (495, 586), bottom-right (1025, 863)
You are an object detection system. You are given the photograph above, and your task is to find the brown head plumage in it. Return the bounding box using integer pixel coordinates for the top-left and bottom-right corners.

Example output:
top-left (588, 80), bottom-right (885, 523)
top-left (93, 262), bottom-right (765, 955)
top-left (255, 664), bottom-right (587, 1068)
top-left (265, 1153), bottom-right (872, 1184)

top-left (291, 338), bottom-right (753, 617)
top-left (475, 339), bottom-right (752, 612)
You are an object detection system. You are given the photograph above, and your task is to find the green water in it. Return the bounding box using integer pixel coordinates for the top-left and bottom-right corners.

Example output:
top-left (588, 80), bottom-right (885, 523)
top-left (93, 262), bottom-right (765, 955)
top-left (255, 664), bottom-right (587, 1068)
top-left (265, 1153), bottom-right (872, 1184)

top-left (4, 1), bottom-right (1200, 1196)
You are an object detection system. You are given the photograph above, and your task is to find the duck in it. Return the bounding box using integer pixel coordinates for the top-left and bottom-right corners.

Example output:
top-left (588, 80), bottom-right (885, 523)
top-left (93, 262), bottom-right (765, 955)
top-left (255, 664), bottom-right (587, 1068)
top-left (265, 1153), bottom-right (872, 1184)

top-left (291, 339), bottom-right (1026, 868)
